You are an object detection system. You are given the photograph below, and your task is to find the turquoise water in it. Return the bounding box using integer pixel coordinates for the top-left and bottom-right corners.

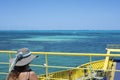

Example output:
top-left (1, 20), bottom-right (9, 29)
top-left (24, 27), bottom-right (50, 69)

top-left (0, 30), bottom-right (120, 79)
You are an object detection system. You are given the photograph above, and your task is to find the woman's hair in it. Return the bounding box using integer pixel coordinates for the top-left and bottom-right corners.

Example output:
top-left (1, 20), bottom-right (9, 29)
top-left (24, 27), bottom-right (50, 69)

top-left (7, 64), bottom-right (30, 80)
top-left (14, 64), bottom-right (30, 72)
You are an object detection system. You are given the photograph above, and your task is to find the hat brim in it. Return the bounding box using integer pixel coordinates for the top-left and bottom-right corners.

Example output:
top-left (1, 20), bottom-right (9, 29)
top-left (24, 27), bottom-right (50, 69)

top-left (10, 55), bottom-right (37, 66)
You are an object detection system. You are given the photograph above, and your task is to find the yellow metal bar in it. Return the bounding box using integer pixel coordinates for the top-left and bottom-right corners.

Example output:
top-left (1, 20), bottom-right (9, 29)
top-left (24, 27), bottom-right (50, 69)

top-left (32, 52), bottom-right (108, 56)
top-left (0, 62), bottom-right (9, 64)
top-left (0, 72), bottom-right (8, 75)
top-left (89, 56), bottom-right (93, 80)
top-left (9, 52), bottom-right (12, 59)
top-left (106, 48), bottom-right (120, 52)
top-left (0, 50), bottom-right (16, 53)
top-left (45, 54), bottom-right (49, 80)
top-left (9, 52), bottom-right (13, 68)
top-left (90, 56), bottom-right (92, 65)
top-left (1, 50), bottom-right (120, 57)
top-left (103, 50), bottom-right (110, 71)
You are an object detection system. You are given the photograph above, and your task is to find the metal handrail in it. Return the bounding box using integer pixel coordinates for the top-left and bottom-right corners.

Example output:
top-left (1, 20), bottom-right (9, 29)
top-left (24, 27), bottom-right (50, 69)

top-left (1, 50), bottom-right (120, 57)
top-left (0, 49), bottom-right (120, 79)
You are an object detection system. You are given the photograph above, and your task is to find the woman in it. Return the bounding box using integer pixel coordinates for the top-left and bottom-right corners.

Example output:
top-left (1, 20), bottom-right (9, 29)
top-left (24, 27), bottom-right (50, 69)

top-left (6, 48), bottom-right (38, 80)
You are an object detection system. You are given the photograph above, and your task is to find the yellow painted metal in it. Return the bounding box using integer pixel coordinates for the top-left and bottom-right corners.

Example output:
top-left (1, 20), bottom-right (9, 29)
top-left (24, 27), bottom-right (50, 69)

top-left (1, 50), bottom-right (120, 57)
top-left (0, 48), bottom-right (120, 80)
top-left (107, 48), bottom-right (120, 52)
top-left (0, 62), bottom-right (9, 65)
top-left (45, 54), bottom-right (49, 80)
top-left (39, 60), bottom-right (106, 80)
top-left (0, 72), bottom-right (8, 75)
top-left (9, 51), bottom-right (13, 69)
top-left (90, 56), bottom-right (92, 68)
top-left (103, 50), bottom-right (110, 71)
top-left (0, 50), bottom-right (16, 53)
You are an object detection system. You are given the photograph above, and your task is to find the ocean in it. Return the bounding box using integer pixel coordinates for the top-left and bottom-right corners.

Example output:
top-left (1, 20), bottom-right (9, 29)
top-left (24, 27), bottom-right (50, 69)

top-left (0, 30), bottom-right (120, 79)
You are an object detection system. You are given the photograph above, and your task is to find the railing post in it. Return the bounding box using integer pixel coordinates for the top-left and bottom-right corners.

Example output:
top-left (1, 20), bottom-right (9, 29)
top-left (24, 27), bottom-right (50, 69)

top-left (103, 50), bottom-right (110, 71)
top-left (9, 52), bottom-right (12, 69)
top-left (90, 55), bottom-right (92, 66)
top-left (45, 54), bottom-right (49, 80)
top-left (90, 55), bottom-right (92, 80)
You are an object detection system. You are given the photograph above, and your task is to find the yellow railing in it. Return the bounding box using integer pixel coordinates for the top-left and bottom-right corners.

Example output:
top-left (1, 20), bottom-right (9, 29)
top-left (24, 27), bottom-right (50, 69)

top-left (0, 49), bottom-right (120, 79)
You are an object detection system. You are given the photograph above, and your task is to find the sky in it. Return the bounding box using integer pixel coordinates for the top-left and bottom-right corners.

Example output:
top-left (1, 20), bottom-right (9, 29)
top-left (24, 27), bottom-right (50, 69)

top-left (0, 0), bottom-right (120, 30)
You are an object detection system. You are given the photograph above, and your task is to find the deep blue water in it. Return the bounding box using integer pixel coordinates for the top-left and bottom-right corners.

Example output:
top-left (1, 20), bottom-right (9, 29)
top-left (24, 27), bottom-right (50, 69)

top-left (0, 30), bottom-right (120, 79)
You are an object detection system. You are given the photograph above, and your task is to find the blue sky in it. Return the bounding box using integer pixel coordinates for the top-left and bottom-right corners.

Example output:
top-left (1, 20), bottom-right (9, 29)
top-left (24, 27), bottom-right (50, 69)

top-left (0, 0), bottom-right (120, 30)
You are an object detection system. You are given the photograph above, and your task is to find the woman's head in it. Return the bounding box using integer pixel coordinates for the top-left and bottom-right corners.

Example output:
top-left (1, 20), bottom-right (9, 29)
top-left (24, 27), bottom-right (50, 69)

top-left (9, 48), bottom-right (38, 72)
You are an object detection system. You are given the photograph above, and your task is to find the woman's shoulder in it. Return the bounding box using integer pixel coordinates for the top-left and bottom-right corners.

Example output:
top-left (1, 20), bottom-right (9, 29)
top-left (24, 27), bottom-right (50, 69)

top-left (30, 71), bottom-right (37, 75)
top-left (19, 71), bottom-right (38, 80)
top-left (29, 71), bottom-right (38, 80)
